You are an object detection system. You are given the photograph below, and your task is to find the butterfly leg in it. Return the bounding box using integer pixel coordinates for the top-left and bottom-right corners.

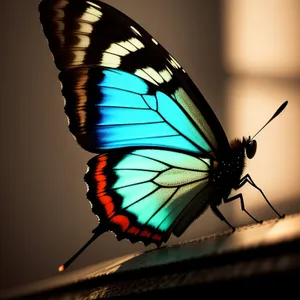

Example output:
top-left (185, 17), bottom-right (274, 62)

top-left (224, 193), bottom-right (263, 223)
top-left (237, 174), bottom-right (285, 218)
top-left (210, 205), bottom-right (235, 232)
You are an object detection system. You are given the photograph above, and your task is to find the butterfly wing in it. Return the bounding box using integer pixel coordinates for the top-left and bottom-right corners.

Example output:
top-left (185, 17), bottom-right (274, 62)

top-left (39, 0), bottom-right (229, 154)
top-left (60, 67), bottom-right (214, 155)
top-left (39, 0), bottom-right (229, 244)
top-left (85, 149), bottom-right (218, 245)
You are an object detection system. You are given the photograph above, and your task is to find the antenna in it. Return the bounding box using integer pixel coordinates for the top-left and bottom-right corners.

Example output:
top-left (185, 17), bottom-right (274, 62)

top-left (252, 101), bottom-right (288, 139)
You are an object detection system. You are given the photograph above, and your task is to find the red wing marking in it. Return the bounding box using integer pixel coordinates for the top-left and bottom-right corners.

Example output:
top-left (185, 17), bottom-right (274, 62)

top-left (111, 215), bottom-right (130, 232)
top-left (89, 154), bottom-right (165, 243)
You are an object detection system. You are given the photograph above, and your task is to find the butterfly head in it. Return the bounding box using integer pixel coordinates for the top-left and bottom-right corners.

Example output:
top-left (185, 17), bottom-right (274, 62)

top-left (243, 136), bottom-right (257, 159)
top-left (243, 101), bottom-right (288, 160)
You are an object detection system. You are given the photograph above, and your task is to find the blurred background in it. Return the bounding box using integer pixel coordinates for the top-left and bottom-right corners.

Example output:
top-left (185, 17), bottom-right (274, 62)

top-left (0, 0), bottom-right (299, 294)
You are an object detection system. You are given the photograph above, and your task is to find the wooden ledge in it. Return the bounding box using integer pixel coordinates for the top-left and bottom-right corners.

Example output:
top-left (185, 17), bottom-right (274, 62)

top-left (2, 213), bottom-right (300, 299)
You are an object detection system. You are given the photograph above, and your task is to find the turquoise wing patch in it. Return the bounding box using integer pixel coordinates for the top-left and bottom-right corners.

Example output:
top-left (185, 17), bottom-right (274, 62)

top-left (85, 148), bottom-right (211, 244)
top-left (61, 67), bottom-right (213, 155)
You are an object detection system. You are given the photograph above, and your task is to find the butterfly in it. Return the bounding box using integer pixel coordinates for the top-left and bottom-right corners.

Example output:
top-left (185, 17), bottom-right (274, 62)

top-left (38, 0), bottom-right (288, 271)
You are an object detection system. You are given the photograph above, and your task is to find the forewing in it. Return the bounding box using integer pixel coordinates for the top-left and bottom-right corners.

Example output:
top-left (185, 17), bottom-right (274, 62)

top-left (39, 0), bottom-right (230, 155)
top-left (61, 67), bottom-right (213, 155)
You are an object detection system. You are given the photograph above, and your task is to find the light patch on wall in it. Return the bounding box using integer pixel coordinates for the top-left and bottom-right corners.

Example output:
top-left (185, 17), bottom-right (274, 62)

top-left (226, 77), bottom-right (300, 209)
top-left (223, 0), bottom-right (300, 77)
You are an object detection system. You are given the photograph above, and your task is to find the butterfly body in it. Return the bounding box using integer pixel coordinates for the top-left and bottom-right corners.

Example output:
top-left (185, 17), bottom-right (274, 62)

top-left (213, 138), bottom-right (246, 196)
top-left (39, 0), bottom-right (286, 270)
top-left (174, 137), bottom-right (251, 236)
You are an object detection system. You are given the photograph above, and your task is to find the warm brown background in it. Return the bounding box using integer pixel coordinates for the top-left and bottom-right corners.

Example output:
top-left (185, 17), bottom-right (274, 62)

top-left (1, 0), bottom-right (299, 294)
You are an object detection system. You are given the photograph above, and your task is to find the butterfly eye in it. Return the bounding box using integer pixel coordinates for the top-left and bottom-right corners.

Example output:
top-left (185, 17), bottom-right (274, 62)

top-left (246, 140), bottom-right (257, 159)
